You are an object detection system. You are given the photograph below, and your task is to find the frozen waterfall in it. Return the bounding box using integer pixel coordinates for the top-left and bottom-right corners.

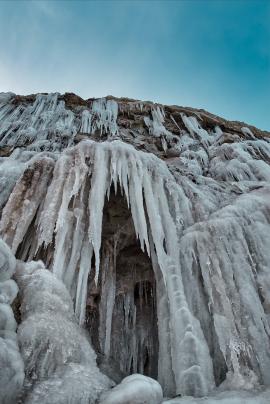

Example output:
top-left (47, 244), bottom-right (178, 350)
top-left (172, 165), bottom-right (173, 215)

top-left (1, 92), bottom-right (270, 402)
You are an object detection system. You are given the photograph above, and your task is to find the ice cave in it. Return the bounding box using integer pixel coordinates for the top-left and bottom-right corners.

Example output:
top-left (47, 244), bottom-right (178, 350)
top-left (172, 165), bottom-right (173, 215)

top-left (1, 92), bottom-right (270, 403)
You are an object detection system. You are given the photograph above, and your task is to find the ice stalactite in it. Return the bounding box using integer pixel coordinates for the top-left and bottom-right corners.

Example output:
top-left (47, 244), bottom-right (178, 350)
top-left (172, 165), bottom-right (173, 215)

top-left (0, 239), bottom-right (24, 404)
top-left (98, 246), bottom-right (116, 358)
top-left (144, 106), bottom-right (171, 138)
top-left (144, 105), bottom-right (179, 152)
top-left (179, 187), bottom-right (270, 389)
top-left (0, 93), bottom-right (120, 154)
top-left (180, 113), bottom-right (214, 146)
top-left (97, 233), bottom-right (159, 384)
top-left (15, 259), bottom-right (113, 404)
top-left (0, 93), bottom-right (77, 151)
top-left (80, 98), bottom-right (119, 137)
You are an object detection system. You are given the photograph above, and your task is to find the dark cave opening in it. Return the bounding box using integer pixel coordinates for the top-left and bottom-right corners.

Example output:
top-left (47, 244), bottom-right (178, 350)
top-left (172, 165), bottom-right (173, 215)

top-left (85, 189), bottom-right (159, 382)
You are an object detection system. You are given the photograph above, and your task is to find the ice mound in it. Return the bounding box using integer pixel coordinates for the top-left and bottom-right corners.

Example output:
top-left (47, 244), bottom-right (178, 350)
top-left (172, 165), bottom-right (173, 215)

top-left (0, 239), bottom-right (24, 404)
top-left (15, 260), bottom-right (113, 403)
top-left (99, 373), bottom-right (163, 404)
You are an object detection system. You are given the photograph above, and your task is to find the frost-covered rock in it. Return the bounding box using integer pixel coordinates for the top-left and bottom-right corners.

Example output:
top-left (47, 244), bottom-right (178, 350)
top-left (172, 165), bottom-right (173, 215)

top-left (1, 92), bottom-right (270, 400)
top-left (0, 335), bottom-right (24, 404)
top-left (15, 260), bottom-right (113, 403)
top-left (99, 374), bottom-right (163, 404)
top-left (0, 238), bottom-right (24, 404)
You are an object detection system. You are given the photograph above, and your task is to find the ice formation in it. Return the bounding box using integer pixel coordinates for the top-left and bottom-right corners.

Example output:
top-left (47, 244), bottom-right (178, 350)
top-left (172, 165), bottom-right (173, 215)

top-left (0, 239), bottom-right (24, 404)
top-left (99, 374), bottom-right (163, 404)
top-left (1, 91), bottom-right (270, 402)
top-left (80, 98), bottom-right (119, 136)
top-left (15, 259), bottom-right (113, 403)
top-left (163, 388), bottom-right (270, 404)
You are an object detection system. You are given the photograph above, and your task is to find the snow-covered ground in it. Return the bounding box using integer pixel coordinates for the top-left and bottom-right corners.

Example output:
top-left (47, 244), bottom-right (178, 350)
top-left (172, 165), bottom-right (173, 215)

top-left (163, 388), bottom-right (270, 404)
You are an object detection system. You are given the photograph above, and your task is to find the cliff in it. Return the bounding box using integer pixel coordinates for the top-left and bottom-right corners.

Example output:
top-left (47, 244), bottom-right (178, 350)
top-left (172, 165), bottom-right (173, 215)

top-left (1, 92), bottom-right (270, 403)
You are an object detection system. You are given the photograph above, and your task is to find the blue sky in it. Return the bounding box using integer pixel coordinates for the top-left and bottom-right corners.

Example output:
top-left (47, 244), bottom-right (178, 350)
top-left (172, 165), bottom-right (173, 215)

top-left (0, 0), bottom-right (269, 130)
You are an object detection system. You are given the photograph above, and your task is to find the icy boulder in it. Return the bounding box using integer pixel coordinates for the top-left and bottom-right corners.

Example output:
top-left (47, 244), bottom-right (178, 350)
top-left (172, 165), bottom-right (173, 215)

top-left (99, 374), bottom-right (163, 404)
top-left (0, 238), bottom-right (24, 404)
top-left (15, 260), bottom-right (113, 404)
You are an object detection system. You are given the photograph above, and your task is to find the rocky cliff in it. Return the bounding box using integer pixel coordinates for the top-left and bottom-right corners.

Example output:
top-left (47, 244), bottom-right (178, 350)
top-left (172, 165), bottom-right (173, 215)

top-left (0, 92), bottom-right (270, 403)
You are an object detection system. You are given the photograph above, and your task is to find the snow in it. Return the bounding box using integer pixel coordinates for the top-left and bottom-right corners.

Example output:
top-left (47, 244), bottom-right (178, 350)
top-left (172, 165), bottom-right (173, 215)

top-left (99, 374), bottom-right (163, 404)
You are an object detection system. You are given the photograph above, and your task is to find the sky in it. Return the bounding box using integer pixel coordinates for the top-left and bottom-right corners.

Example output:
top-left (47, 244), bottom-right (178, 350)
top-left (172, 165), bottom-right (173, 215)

top-left (0, 0), bottom-right (269, 130)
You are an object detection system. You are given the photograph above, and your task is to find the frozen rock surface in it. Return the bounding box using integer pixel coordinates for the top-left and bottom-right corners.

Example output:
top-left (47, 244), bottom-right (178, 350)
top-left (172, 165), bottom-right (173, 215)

top-left (1, 92), bottom-right (270, 402)
top-left (0, 239), bottom-right (24, 404)
top-left (100, 374), bottom-right (163, 404)
top-left (15, 259), bottom-right (113, 403)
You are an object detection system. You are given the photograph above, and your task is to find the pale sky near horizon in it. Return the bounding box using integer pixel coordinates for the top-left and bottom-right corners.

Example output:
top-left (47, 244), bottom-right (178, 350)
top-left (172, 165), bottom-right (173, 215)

top-left (0, 0), bottom-right (269, 130)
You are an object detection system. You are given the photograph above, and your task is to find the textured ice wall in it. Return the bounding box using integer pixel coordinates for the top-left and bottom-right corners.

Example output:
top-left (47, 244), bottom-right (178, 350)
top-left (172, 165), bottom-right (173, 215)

top-left (0, 139), bottom-right (217, 396)
top-left (0, 93), bottom-right (119, 152)
top-left (1, 92), bottom-right (270, 399)
top-left (15, 259), bottom-right (113, 404)
top-left (0, 239), bottom-right (24, 404)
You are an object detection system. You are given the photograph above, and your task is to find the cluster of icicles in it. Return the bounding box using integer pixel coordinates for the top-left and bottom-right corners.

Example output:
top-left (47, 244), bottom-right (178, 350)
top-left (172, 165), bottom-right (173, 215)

top-left (1, 135), bottom-right (270, 399)
top-left (1, 92), bottom-right (270, 401)
top-left (0, 93), bottom-right (119, 151)
top-left (0, 138), bottom-right (215, 397)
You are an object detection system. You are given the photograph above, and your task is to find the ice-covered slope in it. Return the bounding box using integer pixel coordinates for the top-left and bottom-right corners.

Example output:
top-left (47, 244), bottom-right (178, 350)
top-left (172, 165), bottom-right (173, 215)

top-left (0, 92), bottom-right (270, 402)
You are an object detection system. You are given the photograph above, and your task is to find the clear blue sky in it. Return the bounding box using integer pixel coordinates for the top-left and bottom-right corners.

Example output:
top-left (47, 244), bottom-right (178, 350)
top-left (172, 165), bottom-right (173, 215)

top-left (0, 0), bottom-right (269, 130)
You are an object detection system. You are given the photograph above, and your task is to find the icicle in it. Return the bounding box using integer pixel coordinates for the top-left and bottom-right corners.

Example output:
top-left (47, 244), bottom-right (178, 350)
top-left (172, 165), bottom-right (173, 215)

top-left (2, 128), bottom-right (270, 398)
top-left (0, 93), bottom-right (78, 151)
top-left (88, 146), bottom-right (109, 284)
top-left (75, 239), bottom-right (93, 325)
top-left (180, 113), bottom-right (213, 147)
top-left (98, 247), bottom-right (116, 357)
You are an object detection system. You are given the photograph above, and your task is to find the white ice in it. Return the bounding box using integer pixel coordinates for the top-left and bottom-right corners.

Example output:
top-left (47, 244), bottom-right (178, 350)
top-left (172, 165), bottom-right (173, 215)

top-left (99, 374), bottom-right (163, 404)
top-left (15, 259), bottom-right (113, 404)
top-left (0, 238), bottom-right (24, 404)
top-left (1, 97), bottom-right (270, 400)
top-left (163, 388), bottom-right (270, 404)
